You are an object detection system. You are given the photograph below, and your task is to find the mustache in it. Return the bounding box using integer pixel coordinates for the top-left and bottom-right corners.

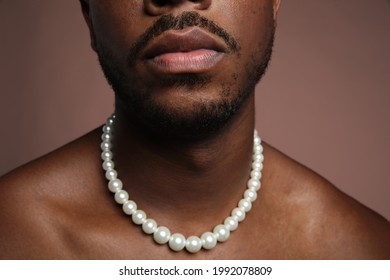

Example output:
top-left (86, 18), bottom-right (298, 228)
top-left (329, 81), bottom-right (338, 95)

top-left (127, 11), bottom-right (240, 64)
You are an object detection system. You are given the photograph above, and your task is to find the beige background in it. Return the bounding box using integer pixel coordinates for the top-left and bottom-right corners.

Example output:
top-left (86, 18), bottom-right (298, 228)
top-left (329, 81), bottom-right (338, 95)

top-left (0, 1), bottom-right (389, 219)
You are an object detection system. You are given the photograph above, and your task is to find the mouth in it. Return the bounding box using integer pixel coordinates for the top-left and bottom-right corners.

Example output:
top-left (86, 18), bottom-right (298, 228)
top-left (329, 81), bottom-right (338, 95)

top-left (143, 28), bottom-right (227, 75)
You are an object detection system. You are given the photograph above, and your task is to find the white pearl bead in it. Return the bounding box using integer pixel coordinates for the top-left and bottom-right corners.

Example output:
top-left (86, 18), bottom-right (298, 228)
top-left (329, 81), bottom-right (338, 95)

top-left (132, 210), bottom-right (147, 225)
top-left (101, 150), bottom-right (113, 161)
top-left (186, 236), bottom-right (202, 253)
top-left (169, 233), bottom-right (186, 252)
top-left (142, 219), bottom-right (157, 234)
top-left (255, 151), bottom-right (264, 160)
top-left (153, 227), bottom-right (171, 244)
top-left (213, 224), bottom-right (230, 242)
top-left (107, 117), bottom-right (115, 125)
top-left (244, 189), bottom-right (257, 202)
top-left (105, 169), bottom-right (117, 181)
top-left (201, 232), bottom-right (217, 250)
top-left (101, 132), bottom-right (112, 141)
top-left (122, 200), bottom-right (137, 215)
top-left (114, 190), bottom-right (128, 204)
top-left (254, 153), bottom-right (262, 160)
top-left (254, 144), bottom-right (263, 154)
top-left (252, 161), bottom-right (263, 171)
top-left (102, 125), bottom-right (112, 133)
top-left (224, 216), bottom-right (238, 231)
top-left (239, 198), bottom-right (252, 212)
top-left (250, 170), bottom-right (261, 180)
top-left (100, 140), bottom-right (112, 151)
top-left (102, 160), bottom-right (115, 171)
top-left (247, 178), bottom-right (261, 191)
top-left (254, 137), bottom-right (261, 146)
top-left (255, 143), bottom-right (263, 151)
top-left (108, 178), bottom-right (123, 193)
top-left (231, 207), bottom-right (246, 222)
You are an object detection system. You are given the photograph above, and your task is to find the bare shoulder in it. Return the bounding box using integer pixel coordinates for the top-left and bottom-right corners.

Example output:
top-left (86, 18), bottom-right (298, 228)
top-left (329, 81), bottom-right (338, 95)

top-left (262, 143), bottom-right (390, 259)
top-left (0, 128), bottom-right (104, 259)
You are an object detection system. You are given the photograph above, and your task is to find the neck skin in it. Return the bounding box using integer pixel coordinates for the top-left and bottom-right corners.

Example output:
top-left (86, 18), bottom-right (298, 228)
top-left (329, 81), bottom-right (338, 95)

top-left (111, 94), bottom-right (255, 236)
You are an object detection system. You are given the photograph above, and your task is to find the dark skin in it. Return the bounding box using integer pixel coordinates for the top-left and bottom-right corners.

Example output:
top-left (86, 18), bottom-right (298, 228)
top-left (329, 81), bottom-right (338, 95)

top-left (0, 0), bottom-right (389, 259)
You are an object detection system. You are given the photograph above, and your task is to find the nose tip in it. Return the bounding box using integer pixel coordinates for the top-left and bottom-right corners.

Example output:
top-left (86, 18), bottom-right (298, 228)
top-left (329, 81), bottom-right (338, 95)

top-left (144, 0), bottom-right (212, 16)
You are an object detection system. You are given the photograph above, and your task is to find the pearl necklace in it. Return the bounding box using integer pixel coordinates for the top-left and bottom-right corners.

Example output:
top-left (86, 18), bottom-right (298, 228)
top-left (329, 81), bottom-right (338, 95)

top-left (101, 115), bottom-right (264, 253)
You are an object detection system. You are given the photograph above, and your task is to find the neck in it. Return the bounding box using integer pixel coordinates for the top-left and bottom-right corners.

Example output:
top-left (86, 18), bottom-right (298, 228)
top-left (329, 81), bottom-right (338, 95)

top-left (111, 96), bottom-right (255, 235)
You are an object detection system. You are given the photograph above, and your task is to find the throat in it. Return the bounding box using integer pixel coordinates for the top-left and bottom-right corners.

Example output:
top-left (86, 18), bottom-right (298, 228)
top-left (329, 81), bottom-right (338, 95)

top-left (113, 130), bottom-right (254, 215)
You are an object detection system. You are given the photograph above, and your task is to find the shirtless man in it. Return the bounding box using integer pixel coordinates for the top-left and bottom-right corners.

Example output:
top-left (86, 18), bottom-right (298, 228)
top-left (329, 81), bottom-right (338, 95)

top-left (0, 0), bottom-right (389, 259)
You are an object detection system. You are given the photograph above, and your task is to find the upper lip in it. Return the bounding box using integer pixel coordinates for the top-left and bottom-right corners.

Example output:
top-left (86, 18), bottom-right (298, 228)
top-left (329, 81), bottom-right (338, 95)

top-left (143, 28), bottom-right (227, 59)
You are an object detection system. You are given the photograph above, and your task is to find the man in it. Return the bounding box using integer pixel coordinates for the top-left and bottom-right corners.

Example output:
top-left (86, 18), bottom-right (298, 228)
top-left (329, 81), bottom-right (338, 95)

top-left (0, 0), bottom-right (389, 259)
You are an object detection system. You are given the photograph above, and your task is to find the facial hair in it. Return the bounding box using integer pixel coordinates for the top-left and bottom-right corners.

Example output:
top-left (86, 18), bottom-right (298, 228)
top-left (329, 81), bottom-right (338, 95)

top-left (95, 11), bottom-right (275, 140)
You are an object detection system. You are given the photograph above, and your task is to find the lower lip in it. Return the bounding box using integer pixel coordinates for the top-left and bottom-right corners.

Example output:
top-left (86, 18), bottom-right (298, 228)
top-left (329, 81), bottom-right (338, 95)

top-left (147, 49), bottom-right (224, 74)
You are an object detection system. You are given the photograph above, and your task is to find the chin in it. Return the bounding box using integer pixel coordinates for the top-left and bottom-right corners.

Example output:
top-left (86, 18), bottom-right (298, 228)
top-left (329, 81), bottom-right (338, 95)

top-left (116, 87), bottom-right (247, 140)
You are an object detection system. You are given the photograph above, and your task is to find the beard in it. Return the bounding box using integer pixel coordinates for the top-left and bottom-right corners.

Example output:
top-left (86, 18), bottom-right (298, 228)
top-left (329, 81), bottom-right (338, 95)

top-left (95, 12), bottom-right (275, 140)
